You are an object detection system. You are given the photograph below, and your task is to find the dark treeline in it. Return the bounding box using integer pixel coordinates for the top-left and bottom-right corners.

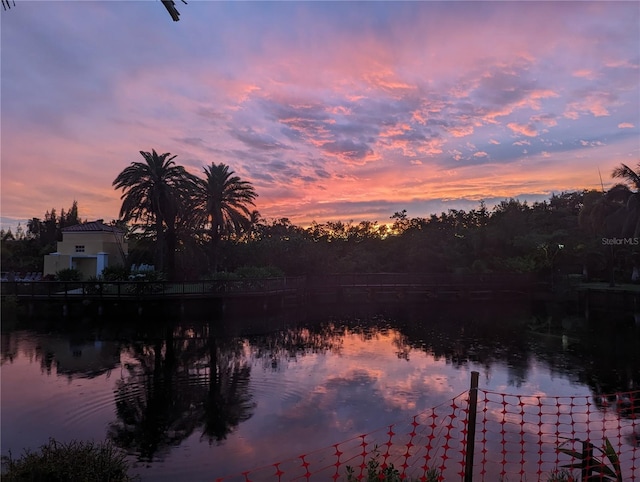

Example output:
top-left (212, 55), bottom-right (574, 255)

top-left (3, 155), bottom-right (640, 283)
top-left (1, 200), bottom-right (83, 273)
top-left (215, 190), bottom-right (631, 282)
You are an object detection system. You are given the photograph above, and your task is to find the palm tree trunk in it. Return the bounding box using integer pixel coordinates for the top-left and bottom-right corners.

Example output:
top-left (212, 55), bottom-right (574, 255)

top-left (209, 214), bottom-right (222, 273)
top-left (155, 217), bottom-right (166, 273)
top-left (166, 226), bottom-right (177, 280)
top-left (210, 235), bottom-right (220, 273)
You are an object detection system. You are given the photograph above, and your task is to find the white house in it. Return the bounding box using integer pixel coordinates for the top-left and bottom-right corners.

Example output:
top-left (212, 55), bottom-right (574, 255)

top-left (43, 220), bottom-right (128, 279)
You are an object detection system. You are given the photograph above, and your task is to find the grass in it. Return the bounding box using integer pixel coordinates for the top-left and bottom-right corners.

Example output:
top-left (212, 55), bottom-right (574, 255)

top-left (1, 438), bottom-right (137, 481)
top-left (546, 468), bottom-right (577, 481)
top-left (345, 447), bottom-right (441, 482)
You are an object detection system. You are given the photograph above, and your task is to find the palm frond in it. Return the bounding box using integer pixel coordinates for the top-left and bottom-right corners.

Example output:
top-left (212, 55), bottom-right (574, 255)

top-left (160, 0), bottom-right (187, 22)
top-left (2, 0), bottom-right (16, 11)
top-left (611, 162), bottom-right (640, 190)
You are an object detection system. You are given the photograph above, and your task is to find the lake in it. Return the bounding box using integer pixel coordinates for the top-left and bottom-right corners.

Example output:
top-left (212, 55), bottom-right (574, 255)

top-left (1, 301), bottom-right (639, 480)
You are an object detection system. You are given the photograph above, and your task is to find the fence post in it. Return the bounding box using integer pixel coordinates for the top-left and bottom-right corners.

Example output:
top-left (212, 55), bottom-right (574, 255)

top-left (464, 371), bottom-right (479, 482)
top-left (581, 440), bottom-right (593, 481)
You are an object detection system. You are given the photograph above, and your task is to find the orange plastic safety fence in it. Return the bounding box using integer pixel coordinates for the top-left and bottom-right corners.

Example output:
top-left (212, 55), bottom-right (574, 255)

top-left (475, 389), bottom-right (639, 481)
top-left (215, 388), bottom-right (639, 481)
top-left (215, 391), bottom-right (470, 481)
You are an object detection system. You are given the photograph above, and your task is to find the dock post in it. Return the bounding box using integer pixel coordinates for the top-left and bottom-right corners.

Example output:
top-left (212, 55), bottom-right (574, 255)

top-left (464, 371), bottom-right (479, 482)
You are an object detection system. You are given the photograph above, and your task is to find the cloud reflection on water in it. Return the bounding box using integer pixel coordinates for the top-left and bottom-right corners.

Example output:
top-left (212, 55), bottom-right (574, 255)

top-left (1, 307), bottom-right (638, 480)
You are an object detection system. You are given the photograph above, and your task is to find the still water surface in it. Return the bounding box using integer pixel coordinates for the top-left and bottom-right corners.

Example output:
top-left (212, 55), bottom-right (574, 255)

top-left (1, 302), bottom-right (638, 480)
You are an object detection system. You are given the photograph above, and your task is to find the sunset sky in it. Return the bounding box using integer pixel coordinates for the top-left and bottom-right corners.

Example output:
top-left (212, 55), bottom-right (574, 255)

top-left (1, 1), bottom-right (638, 231)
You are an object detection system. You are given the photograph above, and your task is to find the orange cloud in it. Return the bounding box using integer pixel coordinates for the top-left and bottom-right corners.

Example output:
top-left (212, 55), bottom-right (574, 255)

top-left (2, 0), bottom-right (637, 233)
top-left (573, 69), bottom-right (597, 79)
top-left (446, 125), bottom-right (475, 138)
top-left (507, 123), bottom-right (538, 137)
top-left (564, 93), bottom-right (613, 119)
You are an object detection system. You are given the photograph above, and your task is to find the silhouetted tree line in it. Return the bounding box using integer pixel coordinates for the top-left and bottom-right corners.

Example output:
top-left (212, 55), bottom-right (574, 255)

top-left (223, 193), bottom-right (588, 278)
top-left (1, 200), bottom-right (82, 273)
top-left (3, 158), bottom-right (640, 282)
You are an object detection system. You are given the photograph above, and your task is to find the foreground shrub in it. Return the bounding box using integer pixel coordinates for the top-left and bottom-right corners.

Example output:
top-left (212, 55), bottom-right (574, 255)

top-left (206, 266), bottom-right (285, 280)
top-left (557, 437), bottom-right (623, 482)
top-left (55, 268), bottom-right (82, 281)
top-left (128, 269), bottom-right (166, 282)
top-left (207, 271), bottom-right (241, 281)
top-left (235, 265), bottom-right (285, 278)
top-left (101, 265), bottom-right (130, 281)
top-left (546, 468), bottom-right (576, 481)
top-left (1, 438), bottom-right (137, 481)
top-left (346, 447), bottom-right (440, 482)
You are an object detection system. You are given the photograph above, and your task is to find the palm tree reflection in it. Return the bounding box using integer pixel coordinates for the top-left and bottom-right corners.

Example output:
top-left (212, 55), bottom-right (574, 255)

top-left (202, 334), bottom-right (254, 443)
top-left (108, 323), bottom-right (255, 460)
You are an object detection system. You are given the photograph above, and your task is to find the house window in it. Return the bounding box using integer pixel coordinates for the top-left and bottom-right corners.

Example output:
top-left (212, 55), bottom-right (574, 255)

top-left (75, 245), bottom-right (85, 253)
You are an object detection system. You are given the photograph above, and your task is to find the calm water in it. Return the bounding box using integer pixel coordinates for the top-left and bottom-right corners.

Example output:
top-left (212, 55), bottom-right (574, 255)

top-left (1, 302), bottom-right (639, 480)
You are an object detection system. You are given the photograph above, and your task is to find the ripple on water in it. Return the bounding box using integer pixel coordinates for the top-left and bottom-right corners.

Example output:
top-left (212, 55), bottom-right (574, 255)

top-left (250, 373), bottom-right (309, 406)
top-left (61, 387), bottom-right (118, 428)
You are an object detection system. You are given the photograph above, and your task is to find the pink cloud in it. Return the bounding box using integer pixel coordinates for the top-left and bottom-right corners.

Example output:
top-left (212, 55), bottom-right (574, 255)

top-left (580, 140), bottom-right (605, 147)
top-left (573, 69), bottom-right (597, 80)
top-left (507, 123), bottom-right (538, 137)
top-left (564, 92), bottom-right (614, 118)
top-left (363, 69), bottom-right (416, 94)
top-left (530, 114), bottom-right (558, 128)
top-left (446, 125), bottom-right (475, 138)
top-left (2, 1), bottom-right (637, 231)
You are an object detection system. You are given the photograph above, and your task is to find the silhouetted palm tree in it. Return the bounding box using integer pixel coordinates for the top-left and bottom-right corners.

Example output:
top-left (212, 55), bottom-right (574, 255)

top-left (113, 150), bottom-right (199, 278)
top-left (197, 163), bottom-right (257, 271)
top-left (612, 162), bottom-right (640, 190)
top-left (610, 162), bottom-right (640, 238)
